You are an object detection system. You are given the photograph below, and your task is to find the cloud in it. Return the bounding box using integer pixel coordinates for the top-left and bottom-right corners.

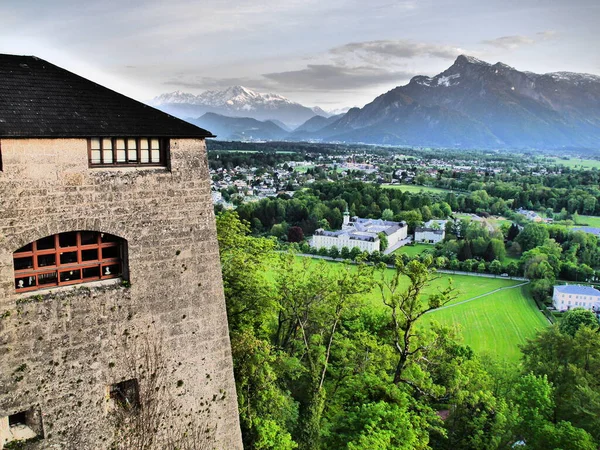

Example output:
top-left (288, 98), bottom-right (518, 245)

top-left (257, 39), bottom-right (468, 91)
top-left (536, 30), bottom-right (558, 40)
top-left (163, 75), bottom-right (274, 92)
top-left (330, 39), bottom-right (466, 62)
top-left (482, 31), bottom-right (557, 50)
top-left (263, 64), bottom-right (413, 91)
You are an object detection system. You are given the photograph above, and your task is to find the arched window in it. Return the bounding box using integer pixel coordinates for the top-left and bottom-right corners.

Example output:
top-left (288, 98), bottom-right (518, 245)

top-left (13, 231), bottom-right (125, 293)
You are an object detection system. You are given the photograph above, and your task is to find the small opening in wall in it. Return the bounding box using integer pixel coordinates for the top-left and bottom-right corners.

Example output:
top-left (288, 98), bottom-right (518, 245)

top-left (109, 379), bottom-right (140, 411)
top-left (1, 407), bottom-right (44, 447)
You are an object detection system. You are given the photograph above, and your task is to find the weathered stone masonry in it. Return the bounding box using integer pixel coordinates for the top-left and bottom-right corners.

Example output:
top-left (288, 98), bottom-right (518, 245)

top-left (0, 138), bottom-right (243, 448)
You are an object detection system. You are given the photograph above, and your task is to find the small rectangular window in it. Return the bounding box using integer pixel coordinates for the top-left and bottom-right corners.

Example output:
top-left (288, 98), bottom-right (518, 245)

top-left (1, 407), bottom-right (44, 446)
top-left (59, 232), bottom-right (78, 248)
top-left (89, 138), bottom-right (166, 167)
top-left (59, 251), bottom-right (78, 265)
top-left (37, 236), bottom-right (55, 251)
top-left (60, 270), bottom-right (82, 283)
top-left (116, 139), bottom-right (126, 162)
top-left (38, 272), bottom-right (58, 286)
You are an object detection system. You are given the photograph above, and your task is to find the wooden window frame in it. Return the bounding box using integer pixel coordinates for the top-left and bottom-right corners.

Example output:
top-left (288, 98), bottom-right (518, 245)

top-left (88, 137), bottom-right (168, 167)
top-left (13, 231), bottom-right (123, 293)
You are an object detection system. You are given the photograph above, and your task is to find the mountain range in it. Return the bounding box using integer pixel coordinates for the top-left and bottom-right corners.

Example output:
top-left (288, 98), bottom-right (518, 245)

top-left (310, 55), bottom-right (600, 149)
top-left (150, 86), bottom-right (329, 128)
top-left (151, 56), bottom-right (600, 149)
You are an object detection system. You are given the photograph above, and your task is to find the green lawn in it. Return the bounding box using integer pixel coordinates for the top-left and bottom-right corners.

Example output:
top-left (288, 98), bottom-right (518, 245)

top-left (210, 150), bottom-right (296, 154)
top-left (269, 256), bottom-right (547, 362)
top-left (574, 215), bottom-right (600, 227)
top-left (547, 157), bottom-right (600, 170)
top-left (425, 285), bottom-right (548, 362)
top-left (393, 243), bottom-right (434, 257)
top-left (381, 184), bottom-right (453, 194)
top-left (293, 165), bottom-right (315, 173)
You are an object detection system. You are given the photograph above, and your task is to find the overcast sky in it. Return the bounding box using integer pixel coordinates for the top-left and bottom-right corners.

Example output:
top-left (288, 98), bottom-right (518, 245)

top-left (1, 0), bottom-right (599, 110)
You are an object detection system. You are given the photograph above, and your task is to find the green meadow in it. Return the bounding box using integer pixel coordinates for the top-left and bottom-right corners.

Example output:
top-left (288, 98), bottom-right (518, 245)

top-left (269, 256), bottom-right (548, 363)
top-left (381, 184), bottom-right (454, 194)
top-left (392, 243), bottom-right (434, 257)
top-left (575, 215), bottom-right (600, 227)
top-left (547, 157), bottom-right (600, 170)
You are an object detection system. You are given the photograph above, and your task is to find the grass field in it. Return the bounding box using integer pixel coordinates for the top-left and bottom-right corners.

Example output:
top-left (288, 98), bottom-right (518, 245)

top-left (393, 244), bottom-right (434, 257)
top-left (574, 215), bottom-right (600, 227)
top-left (381, 184), bottom-right (453, 194)
top-left (211, 150), bottom-right (296, 154)
top-left (270, 257), bottom-right (548, 362)
top-left (548, 157), bottom-right (600, 169)
top-left (425, 285), bottom-right (548, 362)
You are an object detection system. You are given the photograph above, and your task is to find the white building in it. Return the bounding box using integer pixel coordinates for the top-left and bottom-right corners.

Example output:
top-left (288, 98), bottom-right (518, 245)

top-left (516, 208), bottom-right (542, 222)
top-left (414, 220), bottom-right (447, 244)
top-left (311, 211), bottom-right (408, 253)
top-left (552, 285), bottom-right (600, 311)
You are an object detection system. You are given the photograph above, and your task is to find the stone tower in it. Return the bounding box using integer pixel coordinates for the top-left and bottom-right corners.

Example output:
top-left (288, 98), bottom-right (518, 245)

top-left (0, 54), bottom-right (242, 449)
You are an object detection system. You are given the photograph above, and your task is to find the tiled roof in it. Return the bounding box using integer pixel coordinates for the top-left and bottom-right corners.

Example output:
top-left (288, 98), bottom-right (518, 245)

top-left (415, 228), bottom-right (444, 234)
top-left (0, 54), bottom-right (214, 138)
top-left (554, 285), bottom-right (600, 296)
top-left (574, 227), bottom-right (600, 237)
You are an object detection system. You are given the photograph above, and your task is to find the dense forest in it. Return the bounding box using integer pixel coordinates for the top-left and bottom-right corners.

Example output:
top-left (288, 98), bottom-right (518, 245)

top-left (218, 211), bottom-right (600, 450)
top-left (226, 181), bottom-right (600, 305)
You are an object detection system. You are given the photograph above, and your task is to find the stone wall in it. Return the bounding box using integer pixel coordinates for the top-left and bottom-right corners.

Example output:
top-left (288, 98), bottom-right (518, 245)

top-left (0, 138), bottom-right (242, 449)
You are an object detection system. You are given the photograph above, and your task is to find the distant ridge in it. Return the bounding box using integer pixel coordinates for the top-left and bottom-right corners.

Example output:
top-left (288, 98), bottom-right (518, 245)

top-left (308, 55), bottom-right (600, 149)
top-left (190, 112), bottom-right (289, 141)
top-left (150, 86), bottom-right (327, 128)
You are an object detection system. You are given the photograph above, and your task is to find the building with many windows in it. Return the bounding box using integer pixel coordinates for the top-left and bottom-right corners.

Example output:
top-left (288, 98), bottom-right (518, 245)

top-left (414, 220), bottom-right (447, 244)
top-left (0, 54), bottom-right (242, 449)
top-left (311, 210), bottom-right (407, 253)
top-left (552, 284), bottom-right (600, 312)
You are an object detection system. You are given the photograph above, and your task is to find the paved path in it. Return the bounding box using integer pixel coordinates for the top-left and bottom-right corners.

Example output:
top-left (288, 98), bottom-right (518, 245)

top-left (290, 252), bottom-right (528, 282)
top-left (425, 281), bottom-right (530, 314)
top-left (383, 237), bottom-right (413, 255)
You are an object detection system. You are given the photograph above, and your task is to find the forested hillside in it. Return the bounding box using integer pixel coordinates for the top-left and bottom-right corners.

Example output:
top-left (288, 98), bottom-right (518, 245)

top-left (218, 211), bottom-right (600, 450)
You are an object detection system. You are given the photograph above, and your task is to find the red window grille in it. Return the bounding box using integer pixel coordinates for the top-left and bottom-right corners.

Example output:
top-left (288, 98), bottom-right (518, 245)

top-left (13, 231), bottom-right (124, 293)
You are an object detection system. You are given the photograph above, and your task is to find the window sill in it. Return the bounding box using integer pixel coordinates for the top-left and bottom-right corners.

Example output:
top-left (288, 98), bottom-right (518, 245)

top-left (15, 277), bottom-right (123, 302)
top-left (89, 165), bottom-right (169, 171)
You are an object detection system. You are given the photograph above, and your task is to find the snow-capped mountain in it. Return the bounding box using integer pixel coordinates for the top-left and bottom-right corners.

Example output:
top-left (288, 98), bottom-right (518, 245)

top-left (311, 54), bottom-right (600, 149)
top-left (149, 86), bottom-right (323, 127)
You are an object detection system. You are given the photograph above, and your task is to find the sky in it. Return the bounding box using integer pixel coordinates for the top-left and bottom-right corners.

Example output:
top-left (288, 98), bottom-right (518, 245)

top-left (1, 0), bottom-right (599, 111)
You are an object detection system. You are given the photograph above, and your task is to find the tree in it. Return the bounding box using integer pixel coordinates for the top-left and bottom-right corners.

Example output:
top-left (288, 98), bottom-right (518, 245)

top-left (328, 246), bottom-right (340, 259)
top-left (376, 257), bottom-right (456, 388)
top-left (378, 232), bottom-right (389, 252)
top-left (521, 324), bottom-right (600, 441)
top-left (381, 208), bottom-right (394, 221)
top-left (483, 241), bottom-right (496, 262)
top-left (558, 308), bottom-right (599, 337)
top-left (271, 222), bottom-right (289, 240)
top-left (510, 373), bottom-right (553, 432)
top-left (216, 212), bottom-right (296, 448)
top-left (217, 211), bottom-right (276, 330)
top-left (340, 246), bottom-right (351, 260)
top-left (516, 223), bottom-right (549, 251)
top-left (458, 241), bottom-right (473, 261)
top-left (288, 226), bottom-right (304, 243)
top-left (489, 260), bottom-right (502, 275)
top-left (274, 255), bottom-right (374, 450)
top-left (506, 223), bottom-right (520, 242)
top-left (530, 278), bottom-right (554, 303)
top-left (531, 421), bottom-right (596, 450)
